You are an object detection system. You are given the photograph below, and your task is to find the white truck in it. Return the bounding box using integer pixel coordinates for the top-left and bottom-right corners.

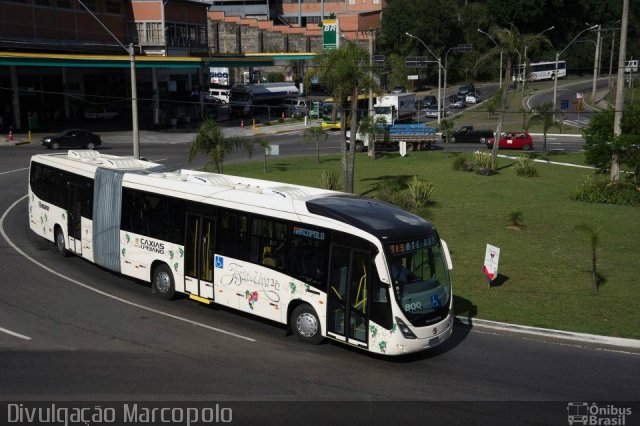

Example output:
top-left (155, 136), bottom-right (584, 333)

top-left (229, 83), bottom-right (299, 118)
top-left (374, 93), bottom-right (417, 124)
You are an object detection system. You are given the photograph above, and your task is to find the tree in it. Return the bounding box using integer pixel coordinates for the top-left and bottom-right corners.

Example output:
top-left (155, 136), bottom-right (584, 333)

top-left (303, 125), bottom-right (328, 164)
top-left (440, 118), bottom-right (455, 157)
top-left (527, 102), bottom-right (557, 155)
top-left (583, 104), bottom-right (640, 182)
top-left (574, 223), bottom-right (600, 295)
top-left (357, 114), bottom-right (388, 160)
top-left (188, 119), bottom-right (253, 174)
top-left (478, 25), bottom-right (550, 170)
top-left (306, 42), bottom-right (378, 193)
top-left (253, 136), bottom-right (271, 173)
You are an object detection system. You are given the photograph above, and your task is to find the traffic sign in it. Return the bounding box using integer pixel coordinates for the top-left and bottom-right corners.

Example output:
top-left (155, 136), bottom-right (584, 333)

top-left (405, 56), bottom-right (429, 68)
top-left (561, 99), bottom-right (569, 110)
top-left (373, 55), bottom-right (385, 66)
top-left (407, 75), bottom-right (419, 80)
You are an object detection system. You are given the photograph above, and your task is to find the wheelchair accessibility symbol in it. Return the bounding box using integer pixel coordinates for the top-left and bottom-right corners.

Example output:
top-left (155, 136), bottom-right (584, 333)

top-left (215, 255), bottom-right (224, 269)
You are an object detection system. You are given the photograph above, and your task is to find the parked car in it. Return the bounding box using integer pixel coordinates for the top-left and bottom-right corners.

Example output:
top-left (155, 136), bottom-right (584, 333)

top-left (457, 83), bottom-right (476, 96)
top-left (83, 107), bottom-right (118, 120)
top-left (283, 105), bottom-right (308, 119)
top-left (281, 98), bottom-right (311, 117)
top-left (41, 129), bottom-right (101, 150)
top-left (487, 132), bottom-right (533, 150)
top-left (415, 95), bottom-right (437, 109)
top-left (207, 88), bottom-right (230, 104)
top-left (390, 85), bottom-right (406, 94)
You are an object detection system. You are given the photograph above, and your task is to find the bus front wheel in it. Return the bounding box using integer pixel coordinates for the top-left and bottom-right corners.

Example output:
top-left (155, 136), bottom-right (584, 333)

top-left (54, 226), bottom-right (69, 257)
top-left (291, 304), bottom-right (323, 345)
top-left (152, 264), bottom-right (176, 300)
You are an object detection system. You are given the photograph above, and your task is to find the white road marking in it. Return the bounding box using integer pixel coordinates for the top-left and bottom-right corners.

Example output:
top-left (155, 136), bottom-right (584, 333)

top-left (0, 196), bottom-right (256, 343)
top-left (0, 325), bottom-right (31, 340)
top-left (0, 167), bottom-right (29, 175)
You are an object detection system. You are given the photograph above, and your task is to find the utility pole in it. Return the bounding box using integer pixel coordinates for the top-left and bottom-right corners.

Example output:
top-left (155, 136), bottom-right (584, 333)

top-left (591, 25), bottom-right (601, 103)
top-left (76, 0), bottom-right (140, 159)
top-left (612, 0), bottom-right (630, 181)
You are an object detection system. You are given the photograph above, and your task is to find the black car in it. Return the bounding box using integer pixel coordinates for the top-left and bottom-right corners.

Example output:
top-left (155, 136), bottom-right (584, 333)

top-left (41, 129), bottom-right (101, 150)
top-left (457, 83), bottom-right (476, 96)
top-left (416, 95), bottom-right (437, 109)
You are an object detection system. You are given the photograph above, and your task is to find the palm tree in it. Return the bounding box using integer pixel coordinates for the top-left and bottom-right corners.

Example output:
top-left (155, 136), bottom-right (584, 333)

top-left (527, 102), bottom-right (557, 155)
top-left (479, 26), bottom-right (550, 170)
top-left (440, 118), bottom-right (455, 157)
top-left (303, 126), bottom-right (328, 164)
top-left (188, 119), bottom-right (253, 174)
top-left (253, 136), bottom-right (271, 172)
top-left (574, 223), bottom-right (600, 295)
top-left (357, 114), bottom-right (388, 160)
top-left (306, 42), bottom-right (379, 193)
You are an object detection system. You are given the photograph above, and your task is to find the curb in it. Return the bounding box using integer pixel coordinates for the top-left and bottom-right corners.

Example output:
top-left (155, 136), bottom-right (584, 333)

top-left (528, 133), bottom-right (583, 138)
top-left (0, 140), bottom-right (31, 147)
top-left (496, 154), bottom-right (595, 169)
top-left (454, 316), bottom-right (640, 349)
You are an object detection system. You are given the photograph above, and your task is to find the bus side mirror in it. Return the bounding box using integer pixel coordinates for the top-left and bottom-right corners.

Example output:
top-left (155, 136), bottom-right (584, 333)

top-left (441, 239), bottom-right (453, 271)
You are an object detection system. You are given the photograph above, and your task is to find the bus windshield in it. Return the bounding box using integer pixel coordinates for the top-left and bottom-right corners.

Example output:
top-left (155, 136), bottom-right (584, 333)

top-left (386, 237), bottom-right (451, 325)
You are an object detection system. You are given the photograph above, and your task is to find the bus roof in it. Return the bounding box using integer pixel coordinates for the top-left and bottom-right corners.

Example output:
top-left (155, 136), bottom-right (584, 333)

top-left (306, 195), bottom-right (435, 242)
top-left (31, 151), bottom-right (434, 243)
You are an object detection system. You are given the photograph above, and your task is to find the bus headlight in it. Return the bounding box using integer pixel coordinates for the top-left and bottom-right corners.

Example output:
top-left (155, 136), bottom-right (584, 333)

top-left (395, 317), bottom-right (417, 339)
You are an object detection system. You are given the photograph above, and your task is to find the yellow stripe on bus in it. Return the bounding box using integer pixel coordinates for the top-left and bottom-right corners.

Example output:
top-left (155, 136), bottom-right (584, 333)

top-left (189, 294), bottom-right (212, 304)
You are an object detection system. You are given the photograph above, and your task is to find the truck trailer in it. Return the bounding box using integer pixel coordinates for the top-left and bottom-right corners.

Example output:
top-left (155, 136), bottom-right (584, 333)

top-left (347, 123), bottom-right (438, 152)
top-left (229, 83), bottom-right (299, 118)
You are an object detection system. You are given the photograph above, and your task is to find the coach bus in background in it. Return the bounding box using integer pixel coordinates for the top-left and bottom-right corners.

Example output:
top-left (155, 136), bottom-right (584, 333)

top-left (514, 60), bottom-right (567, 82)
top-left (28, 151), bottom-right (454, 356)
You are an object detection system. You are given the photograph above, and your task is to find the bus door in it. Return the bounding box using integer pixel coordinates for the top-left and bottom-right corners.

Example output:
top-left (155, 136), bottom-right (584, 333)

top-left (327, 245), bottom-right (370, 348)
top-left (66, 182), bottom-right (83, 255)
top-left (184, 214), bottom-right (216, 300)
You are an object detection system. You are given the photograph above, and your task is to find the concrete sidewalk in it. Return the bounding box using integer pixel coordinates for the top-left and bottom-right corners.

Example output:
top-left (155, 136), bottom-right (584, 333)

top-left (0, 118), bottom-right (322, 148)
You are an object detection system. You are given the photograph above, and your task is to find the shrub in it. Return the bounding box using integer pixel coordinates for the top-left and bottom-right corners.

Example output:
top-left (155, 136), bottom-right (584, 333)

top-left (472, 151), bottom-right (494, 175)
top-left (507, 210), bottom-right (524, 229)
top-left (571, 174), bottom-right (640, 206)
top-left (407, 175), bottom-right (434, 209)
top-left (452, 155), bottom-right (474, 172)
top-left (262, 121), bottom-right (272, 126)
top-left (514, 156), bottom-right (539, 177)
top-left (319, 169), bottom-right (342, 191)
top-left (373, 179), bottom-right (410, 209)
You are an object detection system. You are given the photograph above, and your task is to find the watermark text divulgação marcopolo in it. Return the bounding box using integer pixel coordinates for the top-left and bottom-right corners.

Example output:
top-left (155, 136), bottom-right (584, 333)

top-left (7, 403), bottom-right (232, 425)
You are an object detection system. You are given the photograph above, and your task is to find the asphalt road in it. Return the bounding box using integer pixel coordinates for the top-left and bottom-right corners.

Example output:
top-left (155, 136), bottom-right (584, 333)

top-left (0, 142), bottom-right (638, 425)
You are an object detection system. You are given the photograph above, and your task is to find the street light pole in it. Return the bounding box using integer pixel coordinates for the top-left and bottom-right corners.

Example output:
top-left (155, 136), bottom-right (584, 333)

top-left (591, 24), bottom-right (602, 103)
top-left (522, 26), bottom-right (555, 95)
top-left (406, 32), bottom-right (443, 124)
top-left (552, 24), bottom-right (599, 120)
top-left (75, 0), bottom-right (140, 159)
top-left (477, 28), bottom-right (502, 88)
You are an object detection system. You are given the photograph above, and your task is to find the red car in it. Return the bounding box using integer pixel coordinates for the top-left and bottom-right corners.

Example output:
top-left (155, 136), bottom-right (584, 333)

top-left (487, 132), bottom-right (533, 150)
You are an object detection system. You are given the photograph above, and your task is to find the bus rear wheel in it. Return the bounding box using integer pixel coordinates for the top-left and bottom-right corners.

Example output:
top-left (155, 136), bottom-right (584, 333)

top-left (152, 264), bottom-right (176, 300)
top-left (291, 304), bottom-right (323, 345)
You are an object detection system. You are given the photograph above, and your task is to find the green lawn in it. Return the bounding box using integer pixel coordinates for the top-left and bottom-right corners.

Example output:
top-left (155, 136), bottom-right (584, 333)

top-left (224, 151), bottom-right (640, 339)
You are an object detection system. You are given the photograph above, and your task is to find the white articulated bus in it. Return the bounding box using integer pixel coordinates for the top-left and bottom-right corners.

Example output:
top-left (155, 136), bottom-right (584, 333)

top-left (28, 151), bottom-right (454, 356)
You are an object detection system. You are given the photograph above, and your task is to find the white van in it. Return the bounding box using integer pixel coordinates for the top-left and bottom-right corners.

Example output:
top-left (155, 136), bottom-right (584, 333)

top-left (625, 59), bottom-right (638, 73)
top-left (208, 88), bottom-right (230, 103)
